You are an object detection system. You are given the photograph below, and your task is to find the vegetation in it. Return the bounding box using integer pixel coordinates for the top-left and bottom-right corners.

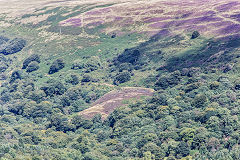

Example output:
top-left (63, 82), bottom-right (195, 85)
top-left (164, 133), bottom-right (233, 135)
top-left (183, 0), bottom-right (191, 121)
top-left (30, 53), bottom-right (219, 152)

top-left (191, 31), bottom-right (200, 39)
top-left (0, 38), bottom-right (26, 55)
top-left (113, 72), bottom-right (131, 85)
top-left (26, 61), bottom-right (40, 72)
top-left (49, 58), bottom-right (65, 74)
top-left (0, 1), bottom-right (240, 159)
top-left (22, 54), bottom-right (40, 69)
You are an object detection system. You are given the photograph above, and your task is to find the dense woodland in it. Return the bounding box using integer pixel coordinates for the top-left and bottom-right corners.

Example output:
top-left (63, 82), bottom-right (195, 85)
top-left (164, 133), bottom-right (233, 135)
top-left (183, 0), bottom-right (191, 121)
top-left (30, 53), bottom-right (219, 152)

top-left (1, 30), bottom-right (240, 160)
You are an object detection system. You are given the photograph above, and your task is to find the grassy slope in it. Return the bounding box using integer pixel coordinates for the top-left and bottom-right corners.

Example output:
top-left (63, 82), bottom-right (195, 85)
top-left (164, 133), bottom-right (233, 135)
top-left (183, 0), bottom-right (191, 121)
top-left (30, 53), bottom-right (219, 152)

top-left (0, 0), bottom-right (240, 115)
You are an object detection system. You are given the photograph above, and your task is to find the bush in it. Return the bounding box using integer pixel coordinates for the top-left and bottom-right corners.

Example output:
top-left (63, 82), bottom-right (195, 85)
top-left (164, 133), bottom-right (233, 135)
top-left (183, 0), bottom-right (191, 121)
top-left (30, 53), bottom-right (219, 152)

top-left (22, 54), bottom-right (40, 69)
top-left (155, 76), bottom-right (169, 89)
top-left (209, 81), bottom-right (220, 90)
top-left (155, 71), bottom-right (181, 90)
top-left (0, 61), bottom-right (8, 73)
top-left (71, 56), bottom-right (101, 72)
top-left (150, 91), bottom-right (168, 106)
top-left (65, 74), bottom-right (79, 85)
top-left (7, 100), bottom-right (26, 115)
top-left (0, 36), bottom-right (9, 45)
top-left (26, 61), bottom-right (39, 72)
top-left (72, 115), bottom-right (93, 129)
top-left (0, 55), bottom-right (10, 73)
top-left (116, 49), bottom-right (141, 64)
top-left (0, 38), bottom-right (26, 55)
top-left (192, 94), bottom-right (208, 108)
top-left (185, 83), bottom-right (200, 93)
top-left (40, 79), bottom-right (66, 97)
top-left (49, 59), bottom-right (65, 74)
top-left (141, 142), bottom-right (165, 159)
top-left (10, 70), bottom-right (22, 83)
top-left (191, 31), bottom-right (200, 39)
top-left (113, 72), bottom-right (131, 84)
top-left (81, 74), bottom-right (92, 83)
top-left (176, 142), bottom-right (190, 158)
top-left (119, 63), bottom-right (132, 72)
top-left (27, 90), bottom-right (46, 103)
top-left (234, 79), bottom-right (240, 90)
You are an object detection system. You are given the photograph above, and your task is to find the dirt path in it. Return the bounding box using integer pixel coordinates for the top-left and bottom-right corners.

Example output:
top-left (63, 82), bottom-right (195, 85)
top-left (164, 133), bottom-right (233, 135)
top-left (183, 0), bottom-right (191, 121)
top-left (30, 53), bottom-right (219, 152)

top-left (79, 87), bottom-right (154, 120)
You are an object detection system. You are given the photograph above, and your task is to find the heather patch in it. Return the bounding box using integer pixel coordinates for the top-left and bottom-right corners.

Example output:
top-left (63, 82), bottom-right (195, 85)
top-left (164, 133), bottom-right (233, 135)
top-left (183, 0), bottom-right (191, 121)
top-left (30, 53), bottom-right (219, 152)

top-left (64, 18), bottom-right (82, 26)
top-left (230, 13), bottom-right (240, 22)
top-left (79, 87), bottom-right (154, 120)
top-left (86, 10), bottom-right (103, 16)
top-left (215, 1), bottom-right (239, 12)
top-left (144, 17), bottom-right (171, 23)
top-left (86, 21), bottom-right (104, 27)
top-left (190, 16), bottom-right (222, 24)
top-left (139, 31), bottom-right (160, 37)
top-left (147, 9), bottom-right (164, 15)
top-left (193, 11), bottom-right (216, 17)
top-left (27, 0), bottom-right (240, 38)
top-left (84, 17), bottom-right (102, 22)
top-left (149, 21), bottom-right (170, 29)
top-left (119, 18), bottom-right (134, 27)
top-left (164, 10), bottom-right (189, 16)
top-left (97, 7), bottom-right (112, 13)
top-left (177, 25), bottom-right (208, 33)
top-left (209, 21), bottom-right (233, 27)
top-left (113, 16), bottom-right (124, 22)
top-left (218, 24), bottom-right (240, 34)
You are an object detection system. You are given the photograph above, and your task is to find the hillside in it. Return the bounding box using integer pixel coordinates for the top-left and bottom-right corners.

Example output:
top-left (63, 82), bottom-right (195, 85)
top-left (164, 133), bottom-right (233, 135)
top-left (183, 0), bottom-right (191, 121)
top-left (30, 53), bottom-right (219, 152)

top-left (0, 0), bottom-right (240, 159)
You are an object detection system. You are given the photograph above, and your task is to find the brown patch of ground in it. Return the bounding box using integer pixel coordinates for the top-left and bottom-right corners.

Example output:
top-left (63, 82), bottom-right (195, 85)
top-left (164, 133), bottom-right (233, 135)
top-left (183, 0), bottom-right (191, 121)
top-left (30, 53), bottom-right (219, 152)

top-left (79, 87), bottom-right (154, 120)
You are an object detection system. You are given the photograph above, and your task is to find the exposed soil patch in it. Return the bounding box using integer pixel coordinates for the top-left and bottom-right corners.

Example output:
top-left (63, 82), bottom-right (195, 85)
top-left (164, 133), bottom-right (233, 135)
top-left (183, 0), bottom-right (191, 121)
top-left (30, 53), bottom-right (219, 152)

top-left (79, 87), bottom-right (154, 120)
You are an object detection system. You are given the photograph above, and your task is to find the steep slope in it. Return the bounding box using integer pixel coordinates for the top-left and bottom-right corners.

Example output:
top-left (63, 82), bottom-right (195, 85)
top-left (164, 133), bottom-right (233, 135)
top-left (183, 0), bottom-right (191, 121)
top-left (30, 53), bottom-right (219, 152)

top-left (0, 0), bottom-right (240, 159)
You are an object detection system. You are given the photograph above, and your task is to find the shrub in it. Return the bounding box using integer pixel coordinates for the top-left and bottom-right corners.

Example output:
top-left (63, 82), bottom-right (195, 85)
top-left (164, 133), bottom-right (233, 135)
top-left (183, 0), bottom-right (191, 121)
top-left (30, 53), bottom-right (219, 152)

top-left (209, 81), bottom-right (220, 90)
top-left (141, 142), bottom-right (165, 159)
top-left (176, 142), bottom-right (190, 158)
top-left (155, 76), bottom-right (169, 89)
top-left (192, 94), bottom-right (208, 108)
top-left (22, 54), bottom-right (40, 69)
top-left (191, 31), bottom-right (200, 39)
top-left (65, 74), bottom-right (79, 85)
top-left (234, 78), bottom-right (240, 90)
top-left (185, 83), bottom-right (200, 93)
top-left (10, 70), bottom-right (22, 83)
top-left (0, 61), bottom-right (8, 73)
top-left (40, 80), bottom-right (66, 97)
top-left (71, 56), bottom-right (101, 72)
top-left (81, 74), bottom-right (92, 83)
top-left (49, 59), bottom-right (65, 74)
top-left (72, 115), bottom-right (93, 129)
top-left (116, 49), bottom-right (141, 64)
top-left (155, 71), bottom-right (181, 90)
top-left (26, 61), bottom-right (39, 72)
top-left (119, 63), bottom-right (132, 72)
top-left (0, 38), bottom-right (26, 55)
top-left (7, 100), bottom-right (26, 115)
top-left (150, 91), bottom-right (168, 106)
top-left (0, 36), bottom-right (9, 45)
top-left (113, 72), bottom-right (131, 84)
top-left (27, 90), bottom-right (46, 103)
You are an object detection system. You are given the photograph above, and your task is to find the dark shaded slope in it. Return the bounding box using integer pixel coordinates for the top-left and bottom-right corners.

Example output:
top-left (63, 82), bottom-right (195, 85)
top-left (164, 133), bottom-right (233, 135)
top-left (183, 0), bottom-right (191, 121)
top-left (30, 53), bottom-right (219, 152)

top-left (114, 30), bottom-right (240, 73)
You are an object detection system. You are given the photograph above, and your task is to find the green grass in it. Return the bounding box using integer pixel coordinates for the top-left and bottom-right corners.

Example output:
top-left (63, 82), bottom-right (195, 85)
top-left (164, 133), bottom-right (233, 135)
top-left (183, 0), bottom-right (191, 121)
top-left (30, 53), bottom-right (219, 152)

top-left (1, 3), bottom-right (236, 91)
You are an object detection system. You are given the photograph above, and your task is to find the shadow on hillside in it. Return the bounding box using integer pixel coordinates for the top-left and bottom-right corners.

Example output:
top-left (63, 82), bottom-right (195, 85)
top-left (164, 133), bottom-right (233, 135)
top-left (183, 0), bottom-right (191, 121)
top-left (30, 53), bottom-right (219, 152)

top-left (115, 29), bottom-right (240, 72)
top-left (163, 34), bottom-right (240, 71)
